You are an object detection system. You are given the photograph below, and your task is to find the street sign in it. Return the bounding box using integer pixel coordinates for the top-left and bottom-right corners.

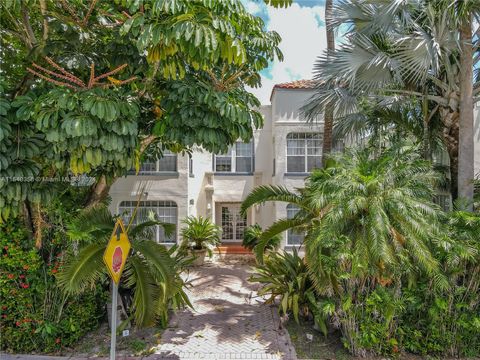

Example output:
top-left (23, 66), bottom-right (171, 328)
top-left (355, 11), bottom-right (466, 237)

top-left (103, 218), bottom-right (131, 284)
top-left (103, 218), bottom-right (131, 360)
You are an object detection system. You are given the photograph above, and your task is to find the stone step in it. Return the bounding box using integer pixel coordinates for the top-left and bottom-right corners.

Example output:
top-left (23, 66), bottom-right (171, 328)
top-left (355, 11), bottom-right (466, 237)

top-left (214, 245), bottom-right (252, 254)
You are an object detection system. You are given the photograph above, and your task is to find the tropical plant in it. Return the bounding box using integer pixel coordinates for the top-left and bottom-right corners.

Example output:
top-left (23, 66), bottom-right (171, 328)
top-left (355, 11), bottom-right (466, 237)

top-left (242, 224), bottom-right (280, 253)
top-left (180, 216), bottom-right (221, 257)
top-left (249, 249), bottom-right (333, 334)
top-left (57, 205), bottom-right (191, 328)
top-left (302, 0), bottom-right (480, 205)
top-left (243, 144), bottom-right (448, 355)
top-left (398, 209), bottom-right (480, 357)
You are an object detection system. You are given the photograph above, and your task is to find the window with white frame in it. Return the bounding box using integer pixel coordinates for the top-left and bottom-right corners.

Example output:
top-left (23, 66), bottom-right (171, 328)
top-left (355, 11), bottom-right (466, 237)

top-left (138, 150), bottom-right (177, 174)
top-left (118, 201), bottom-right (177, 244)
top-left (286, 133), bottom-right (322, 173)
top-left (214, 140), bottom-right (253, 173)
top-left (286, 204), bottom-right (304, 246)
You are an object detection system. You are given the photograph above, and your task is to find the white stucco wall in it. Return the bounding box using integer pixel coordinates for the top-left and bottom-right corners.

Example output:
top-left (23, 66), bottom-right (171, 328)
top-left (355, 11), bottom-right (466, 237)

top-left (271, 88), bottom-right (322, 248)
top-left (188, 147), bottom-right (211, 218)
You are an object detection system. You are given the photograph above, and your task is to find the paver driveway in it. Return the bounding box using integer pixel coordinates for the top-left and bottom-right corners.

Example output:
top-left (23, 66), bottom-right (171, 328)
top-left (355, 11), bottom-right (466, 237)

top-left (151, 261), bottom-right (297, 360)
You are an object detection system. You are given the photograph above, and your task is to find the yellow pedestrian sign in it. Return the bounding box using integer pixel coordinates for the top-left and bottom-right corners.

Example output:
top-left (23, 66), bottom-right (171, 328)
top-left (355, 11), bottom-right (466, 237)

top-left (103, 218), bottom-right (131, 285)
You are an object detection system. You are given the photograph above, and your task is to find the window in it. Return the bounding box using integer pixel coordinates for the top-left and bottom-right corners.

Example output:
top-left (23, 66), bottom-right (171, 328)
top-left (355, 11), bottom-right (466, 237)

top-left (158, 150), bottom-right (177, 172)
top-left (286, 133), bottom-right (322, 173)
top-left (118, 201), bottom-right (177, 244)
top-left (138, 150), bottom-right (177, 174)
top-left (286, 204), bottom-right (304, 246)
top-left (189, 154), bottom-right (193, 177)
top-left (214, 140), bottom-right (253, 173)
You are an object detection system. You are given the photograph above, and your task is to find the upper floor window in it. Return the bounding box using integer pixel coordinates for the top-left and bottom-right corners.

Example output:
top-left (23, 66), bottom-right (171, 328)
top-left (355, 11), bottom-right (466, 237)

top-left (118, 200), bottom-right (177, 244)
top-left (139, 150), bottom-right (177, 174)
top-left (286, 133), bottom-right (322, 173)
top-left (286, 204), bottom-right (304, 246)
top-left (214, 140), bottom-right (253, 173)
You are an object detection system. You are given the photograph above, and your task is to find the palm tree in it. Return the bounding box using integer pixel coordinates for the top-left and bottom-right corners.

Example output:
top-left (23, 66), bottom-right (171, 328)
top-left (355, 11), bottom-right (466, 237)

top-left (322, 0), bottom-right (335, 164)
top-left (302, 0), bottom-right (480, 206)
top-left (57, 205), bottom-right (191, 328)
top-left (450, 0), bottom-right (477, 209)
top-left (242, 144), bottom-right (446, 354)
top-left (242, 144), bottom-right (443, 275)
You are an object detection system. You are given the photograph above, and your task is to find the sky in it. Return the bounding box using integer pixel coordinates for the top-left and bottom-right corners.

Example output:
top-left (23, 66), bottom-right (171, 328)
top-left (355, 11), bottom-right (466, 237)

top-left (243, 0), bottom-right (327, 104)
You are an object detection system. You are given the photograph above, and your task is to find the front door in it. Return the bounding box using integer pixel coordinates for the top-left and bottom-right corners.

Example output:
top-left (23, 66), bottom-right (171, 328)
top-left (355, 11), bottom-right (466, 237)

top-left (220, 204), bottom-right (247, 242)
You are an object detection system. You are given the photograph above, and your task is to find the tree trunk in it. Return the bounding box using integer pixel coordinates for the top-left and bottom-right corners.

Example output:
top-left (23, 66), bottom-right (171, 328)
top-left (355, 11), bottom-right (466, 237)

top-left (85, 175), bottom-right (112, 209)
top-left (322, 0), bottom-right (335, 167)
top-left (441, 108), bottom-right (460, 200)
top-left (22, 200), bottom-right (34, 239)
top-left (32, 203), bottom-right (44, 249)
top-left (458, 15), bottom-right (475, 210)
top-left (422, 94), bottom-right (431, 161)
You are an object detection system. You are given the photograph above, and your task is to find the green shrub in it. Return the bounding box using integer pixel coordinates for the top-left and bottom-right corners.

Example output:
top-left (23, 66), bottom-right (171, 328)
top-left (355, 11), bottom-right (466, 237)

top-left (397, 210), bottom-right (480, 357)
top-left (338, 288), bottom-right (402, 356)
top-left (399, 284), bottom-right (480, 357)
top-left (0, 220), bottom-right (106, 353)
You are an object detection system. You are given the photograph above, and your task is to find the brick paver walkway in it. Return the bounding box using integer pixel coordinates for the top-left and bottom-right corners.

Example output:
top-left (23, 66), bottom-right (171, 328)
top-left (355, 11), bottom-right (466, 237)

top-left (150, 262), bottom-right (297, 360)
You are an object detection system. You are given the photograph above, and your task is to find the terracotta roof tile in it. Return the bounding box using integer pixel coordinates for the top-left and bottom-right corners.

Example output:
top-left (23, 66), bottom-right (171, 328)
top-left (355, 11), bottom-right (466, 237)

top-left (269, 79), bottom-right (316, 102)
top-left (273, 79), bottom-right (316, 89)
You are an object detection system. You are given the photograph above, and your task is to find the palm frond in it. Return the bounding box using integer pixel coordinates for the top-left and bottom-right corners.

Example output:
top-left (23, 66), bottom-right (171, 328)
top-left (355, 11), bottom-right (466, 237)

top-left (241, 185), bottom-right (303, 215)
top-left (66, 205), bottom-right (114, 244)
top-left (124, 256), bottom-right (158, 327)
top-left (129, 220), bottom-right (175, 239)
top-left (133, 240), bottom-right (176, 298)
top-left (255, 217), bottom-right (310, 263)
top-left (57, 243), bottom-right (107, 294)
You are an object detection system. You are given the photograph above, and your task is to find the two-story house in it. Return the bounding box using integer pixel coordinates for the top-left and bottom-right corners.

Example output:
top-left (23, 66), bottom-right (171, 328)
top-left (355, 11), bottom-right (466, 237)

top-left (108, 80), bottom-right (327, 250)
top-left (108, 80), bottom-right (480, 250)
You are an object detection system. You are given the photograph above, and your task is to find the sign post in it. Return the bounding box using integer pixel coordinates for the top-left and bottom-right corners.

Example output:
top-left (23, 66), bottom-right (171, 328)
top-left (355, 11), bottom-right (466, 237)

top-left (103, 219), bottom-right (131, 360)
top-left (110, 281), bottom-right (118, 360)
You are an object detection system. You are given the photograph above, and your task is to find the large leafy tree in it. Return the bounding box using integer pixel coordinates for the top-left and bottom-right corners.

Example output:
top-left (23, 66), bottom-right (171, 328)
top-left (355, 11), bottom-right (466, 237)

top-left (302, 0), bottom-right (479, 207)
top-left (0, 0), bottom-right (282, 232)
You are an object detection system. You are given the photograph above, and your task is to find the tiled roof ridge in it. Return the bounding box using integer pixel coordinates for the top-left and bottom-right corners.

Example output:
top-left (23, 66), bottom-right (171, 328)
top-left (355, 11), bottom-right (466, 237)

top-left (273, 79), bottom-right (316, 89)
top-left (269, 79), bottom-right (316, 102)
